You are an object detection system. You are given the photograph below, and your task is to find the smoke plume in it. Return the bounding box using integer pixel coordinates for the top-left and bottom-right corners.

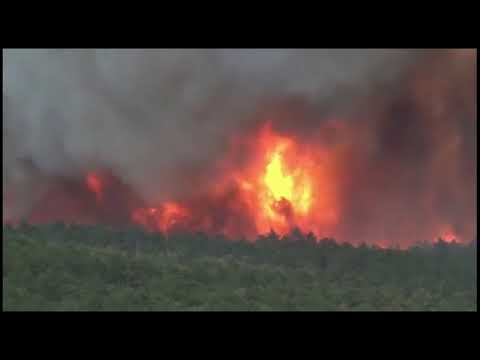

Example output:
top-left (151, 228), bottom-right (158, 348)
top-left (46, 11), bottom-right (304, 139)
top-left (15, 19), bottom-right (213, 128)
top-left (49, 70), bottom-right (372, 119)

top-left (3, 49), bottom-right (476, 246)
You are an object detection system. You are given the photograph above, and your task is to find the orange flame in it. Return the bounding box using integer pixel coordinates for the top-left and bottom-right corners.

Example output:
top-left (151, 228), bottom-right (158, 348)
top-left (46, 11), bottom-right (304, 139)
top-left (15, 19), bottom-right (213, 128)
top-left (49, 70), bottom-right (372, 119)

top-left (126, 123), bottom-right (341, 239)
top-left (131, 202), bottom-right (189, 233)
top-left (78, 124), bottom-right (468, 247)
top-left (437, 227), bottom-right (459, 243)
top-left (261, 138), bottom-right (313, 224)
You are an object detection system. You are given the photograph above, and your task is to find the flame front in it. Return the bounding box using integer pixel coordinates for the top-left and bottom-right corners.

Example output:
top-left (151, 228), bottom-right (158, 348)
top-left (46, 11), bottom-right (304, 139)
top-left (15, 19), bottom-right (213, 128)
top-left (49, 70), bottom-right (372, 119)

top-left (263, 143), bottom-right (312, 214)
top-left (10, 121), bottom-right (471, 248)
top-left (258, 134), bottom-right (313, 233)
top-left (264, 143), bottom-right (294, 203)
top-left (127, 124), bottom-right (339, 240)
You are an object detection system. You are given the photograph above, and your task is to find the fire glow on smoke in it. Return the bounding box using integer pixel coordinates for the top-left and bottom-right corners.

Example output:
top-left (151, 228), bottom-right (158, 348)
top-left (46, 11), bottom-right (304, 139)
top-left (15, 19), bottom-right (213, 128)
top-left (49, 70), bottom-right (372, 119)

top-left (127, 124), bottom-right (340, 239)
top-left (4, 118), bottom-right (469, 248)
top-left (76, 123), bottom-right (459, 246)
top-left (4, 50), bottom-right (475, 248)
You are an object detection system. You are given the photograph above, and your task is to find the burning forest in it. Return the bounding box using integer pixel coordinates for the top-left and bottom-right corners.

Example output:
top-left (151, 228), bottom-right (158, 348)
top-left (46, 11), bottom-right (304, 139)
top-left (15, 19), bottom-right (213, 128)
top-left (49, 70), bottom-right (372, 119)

top-left (2, 49), bottom-right (477, 248)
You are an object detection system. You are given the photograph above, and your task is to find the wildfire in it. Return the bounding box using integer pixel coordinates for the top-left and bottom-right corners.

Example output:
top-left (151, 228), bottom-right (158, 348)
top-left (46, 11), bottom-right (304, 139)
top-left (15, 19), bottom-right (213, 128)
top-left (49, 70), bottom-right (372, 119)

top-left (263, 140), bottom-right (312, 216)
top-left (438, 227), bottom-right (459, 243)
top-left (131, 202), bottom-right (189, 233)
top-left (126, 124), bottom-right (331, 238)
top-left (245, 130), bottom-right (316, 235)
top-left (7, 123), bottom-right (470, 248)
top-left (86, 172), bottom-right (103, 202)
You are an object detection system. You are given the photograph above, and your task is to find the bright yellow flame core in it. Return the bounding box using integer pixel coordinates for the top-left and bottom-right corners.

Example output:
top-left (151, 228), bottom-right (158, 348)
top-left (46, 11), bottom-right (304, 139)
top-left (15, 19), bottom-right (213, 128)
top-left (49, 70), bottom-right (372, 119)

top-left (262, 143), bottom-right (313, 218)
top-left (264, 151), bottom-right (294, 201)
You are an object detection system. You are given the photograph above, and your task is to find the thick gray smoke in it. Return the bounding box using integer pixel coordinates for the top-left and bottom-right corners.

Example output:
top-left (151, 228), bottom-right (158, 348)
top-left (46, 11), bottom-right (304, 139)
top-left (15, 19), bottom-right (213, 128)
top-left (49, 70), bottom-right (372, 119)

top-left (3, 49), bottom-right (416, 219)
top-left (3, 49), bottom-right (476, 246)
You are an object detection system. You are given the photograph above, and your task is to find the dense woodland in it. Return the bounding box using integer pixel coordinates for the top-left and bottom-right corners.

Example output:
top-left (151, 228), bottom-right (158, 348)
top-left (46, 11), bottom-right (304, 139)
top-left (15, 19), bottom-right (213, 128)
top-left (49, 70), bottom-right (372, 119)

top-left (3, 223), bottom-right (477, 311)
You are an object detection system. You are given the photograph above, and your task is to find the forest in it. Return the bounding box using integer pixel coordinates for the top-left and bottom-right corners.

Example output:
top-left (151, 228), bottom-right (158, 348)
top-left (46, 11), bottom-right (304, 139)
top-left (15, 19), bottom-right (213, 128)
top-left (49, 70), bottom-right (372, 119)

top-left (3, 223), bottom-right (477, 311)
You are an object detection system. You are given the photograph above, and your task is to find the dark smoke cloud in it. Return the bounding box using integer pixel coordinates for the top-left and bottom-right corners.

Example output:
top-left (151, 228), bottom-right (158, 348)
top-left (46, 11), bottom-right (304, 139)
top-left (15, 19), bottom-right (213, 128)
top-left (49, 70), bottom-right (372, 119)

top-left (2, 50), bottom-right (413, 213)
top-left (333, 50), bottom-right (477, 245)
top-left (3, 49), bottom-right (476, 246)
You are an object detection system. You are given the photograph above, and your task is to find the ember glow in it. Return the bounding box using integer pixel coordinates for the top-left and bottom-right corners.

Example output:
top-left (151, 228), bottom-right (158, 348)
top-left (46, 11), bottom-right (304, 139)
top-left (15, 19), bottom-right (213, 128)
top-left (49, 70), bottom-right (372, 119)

top-left (131, 202), bottom-right (190, 233)
top-left (438, 226), bottom-right (460, 243)
top-left (86, 172), bottom-right (103, 202)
